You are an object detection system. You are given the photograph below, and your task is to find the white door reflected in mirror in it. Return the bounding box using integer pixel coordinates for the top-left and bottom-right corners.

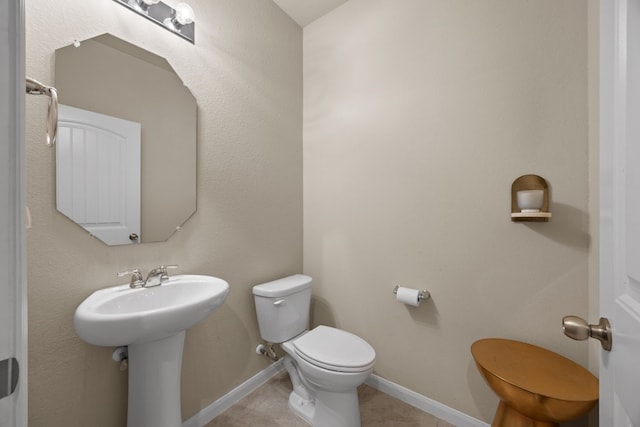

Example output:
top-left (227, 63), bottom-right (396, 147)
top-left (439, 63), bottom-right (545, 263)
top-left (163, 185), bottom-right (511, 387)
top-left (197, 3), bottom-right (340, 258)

top-left (57, 104), bottom-right (141, 245)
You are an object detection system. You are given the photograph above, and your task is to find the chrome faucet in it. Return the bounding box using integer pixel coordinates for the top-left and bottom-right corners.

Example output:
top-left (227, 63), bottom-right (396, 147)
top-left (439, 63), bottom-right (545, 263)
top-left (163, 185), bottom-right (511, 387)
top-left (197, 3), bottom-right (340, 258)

top-left (143, 265), bottom-right (178, 287)
top-left (117, 269), bottom-right (144, 289)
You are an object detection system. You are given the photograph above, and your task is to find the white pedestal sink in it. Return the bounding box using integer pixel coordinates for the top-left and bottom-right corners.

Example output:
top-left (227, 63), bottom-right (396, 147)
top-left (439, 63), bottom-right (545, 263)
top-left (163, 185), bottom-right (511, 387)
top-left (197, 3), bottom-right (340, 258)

top-left (74, 275), bottom-right (229, 427)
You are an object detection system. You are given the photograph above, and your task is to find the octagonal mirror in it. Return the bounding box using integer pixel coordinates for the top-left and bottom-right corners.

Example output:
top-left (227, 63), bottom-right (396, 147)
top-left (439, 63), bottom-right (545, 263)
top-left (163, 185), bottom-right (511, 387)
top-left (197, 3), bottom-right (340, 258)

top-left (55, 34), bottom-right (196, 245)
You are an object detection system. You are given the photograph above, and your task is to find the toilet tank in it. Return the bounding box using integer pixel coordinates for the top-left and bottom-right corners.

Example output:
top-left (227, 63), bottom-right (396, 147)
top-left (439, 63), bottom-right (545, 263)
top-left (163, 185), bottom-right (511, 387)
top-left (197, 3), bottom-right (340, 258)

top-left (253, 274), bottom-right (312, 343)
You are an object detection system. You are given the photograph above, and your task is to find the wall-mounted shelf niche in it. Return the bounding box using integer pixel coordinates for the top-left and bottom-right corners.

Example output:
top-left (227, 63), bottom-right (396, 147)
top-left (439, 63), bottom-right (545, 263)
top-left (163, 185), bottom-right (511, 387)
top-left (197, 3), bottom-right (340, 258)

top-left (511, 175), bottom-right (551, 222)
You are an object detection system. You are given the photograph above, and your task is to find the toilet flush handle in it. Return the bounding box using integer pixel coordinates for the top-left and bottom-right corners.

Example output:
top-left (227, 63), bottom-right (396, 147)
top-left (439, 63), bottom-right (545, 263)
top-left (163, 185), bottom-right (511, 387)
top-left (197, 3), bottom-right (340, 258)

top-left (562, 315), bottom-right (612, 351)
top-left (273, 299), bottom-right (286, 307)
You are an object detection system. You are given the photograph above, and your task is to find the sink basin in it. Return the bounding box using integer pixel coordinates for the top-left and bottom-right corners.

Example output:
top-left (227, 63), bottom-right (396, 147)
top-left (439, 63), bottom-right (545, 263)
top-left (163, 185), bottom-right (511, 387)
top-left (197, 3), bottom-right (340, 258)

top-left (74, 274), bottom-right (229, 427)
top-left (74, 274), bottom-right (229, 346)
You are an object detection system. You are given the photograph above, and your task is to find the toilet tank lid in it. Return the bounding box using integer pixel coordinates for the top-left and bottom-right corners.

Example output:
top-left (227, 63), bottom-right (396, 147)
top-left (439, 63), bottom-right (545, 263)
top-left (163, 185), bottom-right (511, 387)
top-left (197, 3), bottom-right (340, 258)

top-left (252, 274), bottom-right (312, 297)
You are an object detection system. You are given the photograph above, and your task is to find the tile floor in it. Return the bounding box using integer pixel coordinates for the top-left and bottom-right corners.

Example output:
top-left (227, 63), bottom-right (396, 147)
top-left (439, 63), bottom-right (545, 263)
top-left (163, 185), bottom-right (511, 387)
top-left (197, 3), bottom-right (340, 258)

top-left (206, 371), bottom-right (455, 426)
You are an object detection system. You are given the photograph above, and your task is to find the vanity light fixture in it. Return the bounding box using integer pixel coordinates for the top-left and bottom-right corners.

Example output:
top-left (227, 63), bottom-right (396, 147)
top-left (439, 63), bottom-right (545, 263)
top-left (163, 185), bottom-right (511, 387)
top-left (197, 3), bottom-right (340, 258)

top-left (113, 0), bottom-right (195, 44)
top-left (134, 0), bottom-right (160, 13)
top-left (164, 3), bottom-right (194, 31)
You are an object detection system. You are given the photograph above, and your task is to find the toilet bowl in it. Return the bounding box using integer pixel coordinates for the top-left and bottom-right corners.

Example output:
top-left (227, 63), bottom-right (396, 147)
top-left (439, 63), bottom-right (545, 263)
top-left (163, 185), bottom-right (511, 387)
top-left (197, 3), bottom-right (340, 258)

top-left (284, 326), bottom-right (375, 390)
top-left (253, 275), bottom-right (376, 427)
top-left (471, 338), bottom-right (598, 427)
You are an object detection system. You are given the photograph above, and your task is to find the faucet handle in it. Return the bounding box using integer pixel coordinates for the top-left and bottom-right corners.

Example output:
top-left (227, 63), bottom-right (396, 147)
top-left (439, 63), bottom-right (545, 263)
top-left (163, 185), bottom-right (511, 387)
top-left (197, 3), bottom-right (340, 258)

top-left (117, 269), bottom-right (144, 288)
top-left (117, 268), bottom-right (142, 277)
top-left (159, 264), bottom-right (178, 280)
top-left (142, 265), bottom-right (179, 287)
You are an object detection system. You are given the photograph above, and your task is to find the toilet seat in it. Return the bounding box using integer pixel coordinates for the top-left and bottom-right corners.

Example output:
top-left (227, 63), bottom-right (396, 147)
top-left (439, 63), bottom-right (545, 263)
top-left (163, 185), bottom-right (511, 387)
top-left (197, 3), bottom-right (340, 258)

top-left (292, 325), bottom-right (376, 373)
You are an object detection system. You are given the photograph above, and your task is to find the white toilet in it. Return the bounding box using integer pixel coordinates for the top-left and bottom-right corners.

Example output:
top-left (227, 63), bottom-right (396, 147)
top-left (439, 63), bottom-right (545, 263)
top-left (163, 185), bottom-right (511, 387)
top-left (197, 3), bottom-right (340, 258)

top-left (253, 274), bottom-right (376, 427)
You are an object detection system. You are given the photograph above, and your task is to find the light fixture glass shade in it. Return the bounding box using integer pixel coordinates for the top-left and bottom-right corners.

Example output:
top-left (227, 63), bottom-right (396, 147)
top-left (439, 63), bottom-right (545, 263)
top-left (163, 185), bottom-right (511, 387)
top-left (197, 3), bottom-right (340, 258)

top-left (134, 0), bottom-right (159, 12)
top-left (175, 3), bottom-right (194, 25)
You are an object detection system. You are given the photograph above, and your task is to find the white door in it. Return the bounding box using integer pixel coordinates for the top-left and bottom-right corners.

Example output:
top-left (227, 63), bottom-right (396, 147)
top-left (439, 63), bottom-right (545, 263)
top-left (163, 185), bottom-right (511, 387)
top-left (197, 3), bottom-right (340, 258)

top-left (599, 0), bottom-right (640, 425)
top-left (0, 0), bottom-right (26, 425)
top-left (57, 105), bottom-right (141, 245)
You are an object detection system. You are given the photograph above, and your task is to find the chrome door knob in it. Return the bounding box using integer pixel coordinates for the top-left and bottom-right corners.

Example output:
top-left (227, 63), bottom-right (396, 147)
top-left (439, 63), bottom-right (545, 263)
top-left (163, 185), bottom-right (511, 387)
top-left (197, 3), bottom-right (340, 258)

top-left (562, 315), bottom-right (612, 351)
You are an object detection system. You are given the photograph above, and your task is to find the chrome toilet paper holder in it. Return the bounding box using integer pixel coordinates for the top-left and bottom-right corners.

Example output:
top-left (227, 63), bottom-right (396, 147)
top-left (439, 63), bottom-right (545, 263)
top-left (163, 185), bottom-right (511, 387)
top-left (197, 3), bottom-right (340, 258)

top-left (392, 285), bottom-right (430, 302)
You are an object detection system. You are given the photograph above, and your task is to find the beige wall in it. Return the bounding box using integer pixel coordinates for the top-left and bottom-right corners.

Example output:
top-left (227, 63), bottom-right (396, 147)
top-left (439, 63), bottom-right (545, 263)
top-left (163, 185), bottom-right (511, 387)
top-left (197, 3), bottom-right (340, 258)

top-left (26, 0), bottom-right (302, 425)
top-left (303, 0), bottom-right (590, 423)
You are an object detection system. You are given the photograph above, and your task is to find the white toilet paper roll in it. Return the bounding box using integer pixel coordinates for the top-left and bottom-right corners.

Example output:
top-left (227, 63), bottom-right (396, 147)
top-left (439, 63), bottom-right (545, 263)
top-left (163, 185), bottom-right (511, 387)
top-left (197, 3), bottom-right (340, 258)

top-left (395, 286), bottom-right (422, 307)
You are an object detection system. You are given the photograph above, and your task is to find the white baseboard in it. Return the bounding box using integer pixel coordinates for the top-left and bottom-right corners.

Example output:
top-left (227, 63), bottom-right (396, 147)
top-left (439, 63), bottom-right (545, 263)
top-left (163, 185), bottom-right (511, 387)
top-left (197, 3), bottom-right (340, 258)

top-left (365, 375), bottom-right (489, 427)
top-left (182, 359), bottom-right (285, 427)
top-left (183, 361), bottom-right (488, 427)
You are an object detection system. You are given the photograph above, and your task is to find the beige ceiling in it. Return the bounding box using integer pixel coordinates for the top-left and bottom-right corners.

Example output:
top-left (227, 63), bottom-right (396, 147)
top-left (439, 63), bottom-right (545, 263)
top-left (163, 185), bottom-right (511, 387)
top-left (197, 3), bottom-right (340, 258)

top-left (272, 0), bottom-right (349, 27)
